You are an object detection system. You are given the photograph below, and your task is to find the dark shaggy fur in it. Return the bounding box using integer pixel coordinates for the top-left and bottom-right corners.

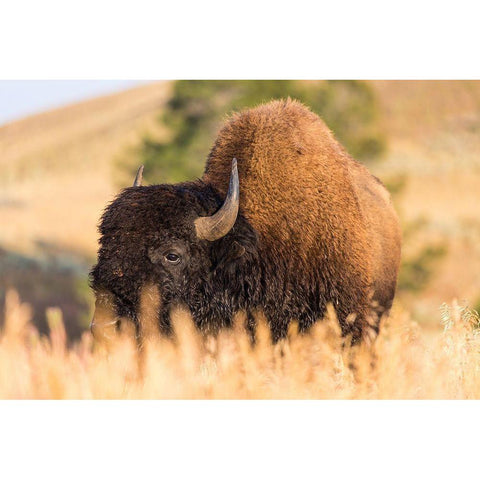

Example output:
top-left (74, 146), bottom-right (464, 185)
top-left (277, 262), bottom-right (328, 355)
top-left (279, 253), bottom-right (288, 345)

top-left (91, 99), bottom-right (401, 343)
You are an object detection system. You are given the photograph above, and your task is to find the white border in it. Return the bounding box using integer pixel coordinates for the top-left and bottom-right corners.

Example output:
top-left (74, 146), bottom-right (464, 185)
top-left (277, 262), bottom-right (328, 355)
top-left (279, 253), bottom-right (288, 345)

top-left (1, 1), bottom-right (479, 79)
top-left (1, 401), bottom-right (479, 479)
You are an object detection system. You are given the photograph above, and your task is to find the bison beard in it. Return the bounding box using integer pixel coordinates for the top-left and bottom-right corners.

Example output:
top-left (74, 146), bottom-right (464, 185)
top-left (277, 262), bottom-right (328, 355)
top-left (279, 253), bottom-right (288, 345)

top-left (90, 99), bottom-right (401, 345)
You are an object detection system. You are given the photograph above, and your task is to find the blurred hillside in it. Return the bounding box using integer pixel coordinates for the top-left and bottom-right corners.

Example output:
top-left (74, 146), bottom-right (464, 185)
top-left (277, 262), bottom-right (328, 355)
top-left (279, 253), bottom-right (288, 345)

top-left (1, 80), bottom-right (479, 335)
top-left (0, 81), bottom-right (171, 258)
top-left (372, 81), bottom-right (480, 321)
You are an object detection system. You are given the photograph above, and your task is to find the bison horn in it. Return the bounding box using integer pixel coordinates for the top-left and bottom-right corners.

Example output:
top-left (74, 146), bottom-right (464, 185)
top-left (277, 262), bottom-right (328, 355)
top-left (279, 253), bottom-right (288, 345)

top-left (195, 158), bottom-right (239, 241)
top-left (133, 165), bottom-right (144, 187)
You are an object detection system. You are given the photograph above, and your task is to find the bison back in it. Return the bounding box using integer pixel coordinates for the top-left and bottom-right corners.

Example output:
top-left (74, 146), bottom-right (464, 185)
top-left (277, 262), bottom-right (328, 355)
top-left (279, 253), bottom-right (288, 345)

top-left (203, 99), bottom-right (400, 340)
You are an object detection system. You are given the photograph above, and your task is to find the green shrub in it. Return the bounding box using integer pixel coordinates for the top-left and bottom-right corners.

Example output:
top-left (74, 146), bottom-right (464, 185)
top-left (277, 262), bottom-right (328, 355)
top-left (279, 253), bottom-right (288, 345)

top-left (396, 216), bottom-right (448, 294)
top-left (398, 244), bottom-right (448, 293)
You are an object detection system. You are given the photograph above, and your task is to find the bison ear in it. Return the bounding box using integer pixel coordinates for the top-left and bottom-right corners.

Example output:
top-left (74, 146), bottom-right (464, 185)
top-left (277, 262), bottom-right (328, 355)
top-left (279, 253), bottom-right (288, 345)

top-left (228, 241), bottom-right (246, 261)
top-left (214, 240), bottom-right (246, 270)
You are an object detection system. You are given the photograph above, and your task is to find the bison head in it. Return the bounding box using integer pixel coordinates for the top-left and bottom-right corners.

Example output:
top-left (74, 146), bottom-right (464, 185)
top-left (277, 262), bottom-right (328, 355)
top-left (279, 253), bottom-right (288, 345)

top-left (90, 159), bottom-right (258, 342)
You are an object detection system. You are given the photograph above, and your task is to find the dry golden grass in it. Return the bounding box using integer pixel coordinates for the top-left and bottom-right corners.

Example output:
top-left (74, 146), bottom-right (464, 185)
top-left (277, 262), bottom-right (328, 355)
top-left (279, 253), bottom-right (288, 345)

top-left (3, 288), bottom-right (480, 400)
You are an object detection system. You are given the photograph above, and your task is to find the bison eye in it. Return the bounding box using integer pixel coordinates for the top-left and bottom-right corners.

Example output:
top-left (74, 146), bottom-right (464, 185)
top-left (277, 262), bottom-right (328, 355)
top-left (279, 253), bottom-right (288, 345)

top-left (164, 252), bottom-right (181, 265)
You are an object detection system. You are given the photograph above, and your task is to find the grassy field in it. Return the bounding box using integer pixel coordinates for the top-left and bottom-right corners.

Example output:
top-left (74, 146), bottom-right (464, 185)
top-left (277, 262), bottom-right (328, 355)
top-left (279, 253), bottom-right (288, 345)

top-left (2, 288), bottom-right (480, 399)
top-left (1, 80), bottom-right (480, 398)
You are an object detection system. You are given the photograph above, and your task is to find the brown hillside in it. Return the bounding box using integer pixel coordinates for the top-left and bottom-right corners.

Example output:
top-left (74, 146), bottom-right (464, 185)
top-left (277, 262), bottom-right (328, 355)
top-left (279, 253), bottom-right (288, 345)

top-left (371, 81), bottom-right (480, 318)
top-left (0, 81), bottom-right (171, 257)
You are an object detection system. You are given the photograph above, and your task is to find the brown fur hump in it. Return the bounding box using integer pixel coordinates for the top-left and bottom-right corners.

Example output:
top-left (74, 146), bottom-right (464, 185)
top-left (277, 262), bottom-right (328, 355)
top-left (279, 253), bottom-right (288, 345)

top-left (205, 99), bottom-right (360, 248)
top-left (204, 99), bottom-right (370, 264)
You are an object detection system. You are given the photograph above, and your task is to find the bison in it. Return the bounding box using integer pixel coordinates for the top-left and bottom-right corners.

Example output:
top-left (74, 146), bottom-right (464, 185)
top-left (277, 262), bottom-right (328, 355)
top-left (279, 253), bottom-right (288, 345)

top-left (90, 99), bottom-right (401, 345)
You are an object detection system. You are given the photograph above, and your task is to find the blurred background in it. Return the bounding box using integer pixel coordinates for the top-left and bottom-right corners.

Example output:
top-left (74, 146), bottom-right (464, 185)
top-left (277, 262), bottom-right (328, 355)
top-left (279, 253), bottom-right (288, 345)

top-left (1, 80), bottom-right (479, 339)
